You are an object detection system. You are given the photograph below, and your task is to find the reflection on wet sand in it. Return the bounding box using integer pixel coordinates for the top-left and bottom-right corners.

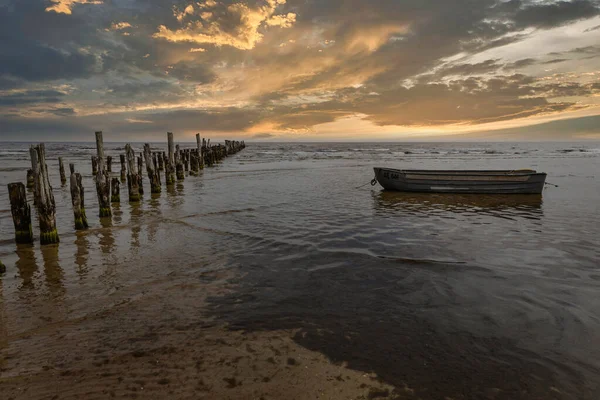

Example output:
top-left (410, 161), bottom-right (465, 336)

top-left (147, 193), bottom-right (162, 242)
top-left (74, 231), bottom-right (90, 278)
top-left (99, 217), bottom-right (115, 255)
top-left (130, 202), bottom-right (142, 249)
top-left (0, 276), bottom-right (6, 343)
top-left (16, 244), bottom-right (38, 290)
top-left (41, 244), bottom-right (65, 299)
top-left (373, 191), bottom-right (543, 218)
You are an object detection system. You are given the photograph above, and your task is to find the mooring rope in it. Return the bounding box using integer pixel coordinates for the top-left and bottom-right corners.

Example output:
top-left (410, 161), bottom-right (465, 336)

top-left (354, 177), bottom-right (379, 189)
top-left (545, 182), bottom-right (559, 188)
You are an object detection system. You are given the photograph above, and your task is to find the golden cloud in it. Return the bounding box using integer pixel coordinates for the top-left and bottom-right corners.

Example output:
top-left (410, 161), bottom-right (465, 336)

top-left (153, 0), bottom-right (296, 50)
top-left (45, 0), bottom-right (103, 15)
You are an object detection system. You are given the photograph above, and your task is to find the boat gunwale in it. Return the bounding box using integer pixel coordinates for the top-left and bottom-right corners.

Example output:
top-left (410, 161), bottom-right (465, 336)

top-left (374, 167), bottom-right (546, 177)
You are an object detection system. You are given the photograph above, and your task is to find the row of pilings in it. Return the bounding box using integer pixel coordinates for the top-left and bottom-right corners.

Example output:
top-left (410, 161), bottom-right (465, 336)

top-left (4, 132), bottom-right (245, 253)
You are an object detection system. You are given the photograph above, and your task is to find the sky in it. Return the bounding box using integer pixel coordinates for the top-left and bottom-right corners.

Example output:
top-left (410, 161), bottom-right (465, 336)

top-left (1, 0), bottom-right (600, 141)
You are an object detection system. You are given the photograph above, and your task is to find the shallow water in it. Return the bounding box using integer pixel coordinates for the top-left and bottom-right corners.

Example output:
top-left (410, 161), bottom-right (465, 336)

top-left (1, 141), bottom-right (599, 399)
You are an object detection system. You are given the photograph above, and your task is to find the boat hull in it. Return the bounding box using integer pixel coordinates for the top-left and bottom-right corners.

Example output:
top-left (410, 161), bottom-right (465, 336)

top-left (374, 168), bottom-right (546, 194)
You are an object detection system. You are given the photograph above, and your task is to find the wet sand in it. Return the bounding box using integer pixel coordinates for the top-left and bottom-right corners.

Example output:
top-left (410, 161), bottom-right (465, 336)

top-left (0, 268), bottom-right (395, 400)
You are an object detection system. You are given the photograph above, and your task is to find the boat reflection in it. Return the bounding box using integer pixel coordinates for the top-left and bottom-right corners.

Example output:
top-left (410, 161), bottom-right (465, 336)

top-left (373, 191), bottom-right (543, 219)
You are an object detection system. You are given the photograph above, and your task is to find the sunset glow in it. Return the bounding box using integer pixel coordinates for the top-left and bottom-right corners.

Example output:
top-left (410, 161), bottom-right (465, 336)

top-left (1, 0), bottom-right (600, 140)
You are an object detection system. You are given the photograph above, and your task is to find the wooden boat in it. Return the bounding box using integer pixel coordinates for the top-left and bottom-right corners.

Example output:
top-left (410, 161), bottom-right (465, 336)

top-left (373, 167), bottom-right (547, 194)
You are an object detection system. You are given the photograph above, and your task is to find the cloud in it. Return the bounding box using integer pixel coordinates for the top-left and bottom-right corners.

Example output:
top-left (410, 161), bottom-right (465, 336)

top-left (251, 133), bottom-right (275, 139)
top-left (513, 0), bottom-right (600, 28)
top-left (2, 0), bottom-right (600, 139)
top-left (153, 0), bottom-right (297, 50)
top-left (45, 0), bottom-right (103, 15)
top-left (110, 22), bottom-right (132, 30)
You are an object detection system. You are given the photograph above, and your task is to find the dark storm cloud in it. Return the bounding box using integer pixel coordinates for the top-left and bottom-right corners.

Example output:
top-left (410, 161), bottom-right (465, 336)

top-left (0, 0), bottom-right (100, 81)
top-left (513, 0), bottom-right (600, 28)
top-left (0, 89), bottom-right (66, 106)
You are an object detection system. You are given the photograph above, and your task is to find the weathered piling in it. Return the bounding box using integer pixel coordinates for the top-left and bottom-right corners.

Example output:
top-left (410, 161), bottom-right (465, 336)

top-left (189, 149), bottom-right (199, 176)
top-left (138, 154), bottom-right (143, 178)
top-left (58, 157), bottom-right (67, 185)
top-left (175, 144), bottom-right (185, 181)
top-left (95, 131), bottom-right (111, 217)
top-left (111, 178), bottom-right (120, 203)
top-left (69, 163), bottom-right (88, 230)
top-left (165, 132), bottom-right (176, 185)
top-left (120, 154), bottom-right (127, 182)
top-left (107, 156), bottom-right (112, 173)
top-left (26, 169), bottom-right (34, 189)
top-left (125, 144), bottom-right (140, 202)
top-left (144, 144), bottom-right (161, 193)
top-left (137, 157), bottom-right (144, 196)
top-left (157, 152), bottom-right (164, 171)
top-left (91, 156), bottom-right (98, 176)
top-left (8, 182), bottom-right (33, 244)
top-left (0, 260), bottom-right (5, 274)
top-left (196, 134), bottom-right (204, 170)
top-left (184, 149), bottom-right (189, 172)
top-left (30, 144), bottom-right (59, 244)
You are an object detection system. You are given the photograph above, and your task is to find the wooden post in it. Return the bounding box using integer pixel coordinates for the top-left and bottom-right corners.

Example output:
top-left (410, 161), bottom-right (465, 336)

top-left (91, 156), bottom-right (98, 176)
top-left (69, 164), bottom-right (88, 230)
top-left (30, 144), bottom-right (59, 244)
top-left (58, 157), bottom-right (67, 185)
top-left (26, 169), bottom-right (34, 189)
top-left (175, 144), bottom-right (184, 181)
top-left (144, 144), bottom-right (161, 193)
top-left (196, 134), bottom-right (204, 170)
top-left (95, 131), bottom-right (111, 217)
top-left (183, 149), bottom-right (189, 172)
top-left (125, 144), bottom-right (140, 202)
top-left (0, 260), bottom-right (5, 274)
top-left (137, 156), bottom-right (144, 196)
top-left (157, 152), bottom-right (164, 171)
top-left (111, 178), bottom-right (120, 203)
top-left (8, 182), bottom-right (33, 244)
top-left (165, 132), bottom-right (176, 185)
top-left (107, 156), bottom-right (112, 173)
top-left (120, 154), bottom-right (127, 182)
top-left (138, 154), bottom-right (143, 178)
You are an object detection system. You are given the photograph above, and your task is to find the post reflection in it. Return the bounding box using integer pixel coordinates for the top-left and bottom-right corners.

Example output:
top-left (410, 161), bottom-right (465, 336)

top-left (41, 244), bottom-right (65, 299)
top-left (147, 192), bottom-right (162, 242)
top-left (99, 217), bottom-right (115, 255)
top-left (0, 274), bottom-right (6, 340)
top-left (130, 201), bottom-right (142, 249)
top-left (74, 231), bottom-right (90, 278)
top-left (372, 191), bottom-right (543, 219)
top-left (16, 244), bottom-right (39, 291)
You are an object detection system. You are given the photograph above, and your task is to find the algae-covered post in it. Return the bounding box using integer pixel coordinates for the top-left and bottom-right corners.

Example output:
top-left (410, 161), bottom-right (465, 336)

top-left (91, 156), bottom-right (98, 176)
top-left (137, 156), bottom-right (144, 196)
top-left (30, 144), bottom-right (59, 244)
top-left (69, 163), bottom-right (88, 230)
top-left (175, 144), bottom-right (185, 181)
top-left (125, 144), bottom-right (140, 202)
top-left (58, 157), bottom-right (67, 185)
top-left (165, 132), bottom-right (176, 185)
top-left (196, 134), bottom-right (204, 169)
top-left (144, 144), bottom-right (161, 193)
top-left (157, 152), bottom-right (164, 171)
top-left (111, 178), bottom-right (120, 203)
top-left (8, 182), bottom-right (33, 244)
top-left (120, 154), bottom-right (127, 182)
top-left (107, 156), bottom-right (112, 173)
top-left (95, 131), bottom-right (111, 217)
top-left (138, 154), bottom-right (143, 178)
top-left (26, 169), bottom-right (34, 189)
